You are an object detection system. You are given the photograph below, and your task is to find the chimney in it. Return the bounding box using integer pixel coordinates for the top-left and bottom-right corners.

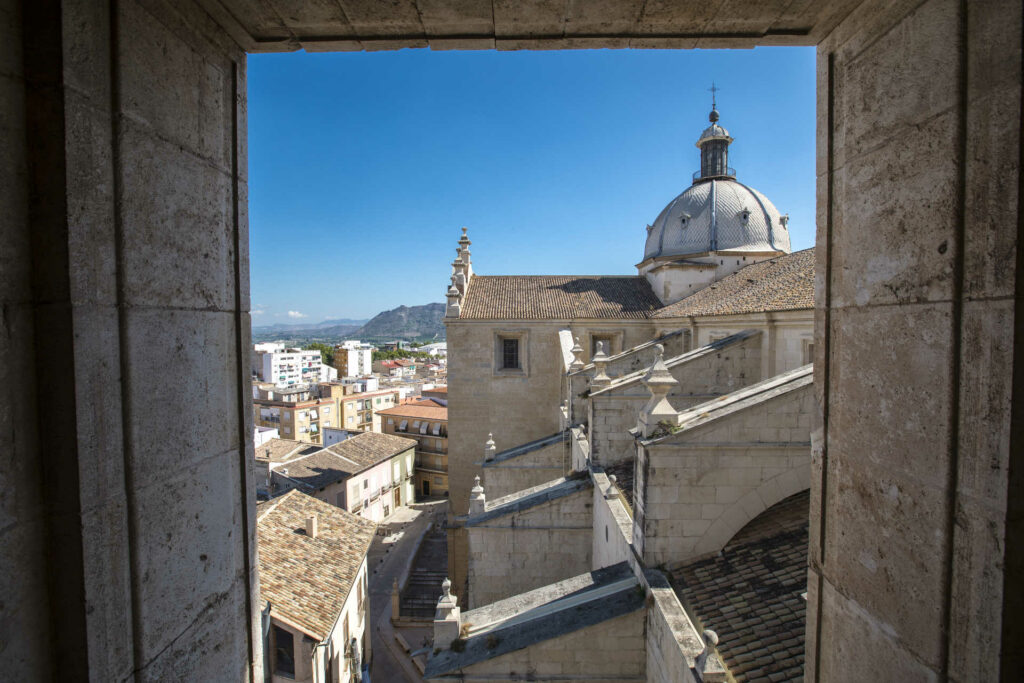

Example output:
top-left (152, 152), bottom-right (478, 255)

top-left (305, 515), bottom-right (318, 539)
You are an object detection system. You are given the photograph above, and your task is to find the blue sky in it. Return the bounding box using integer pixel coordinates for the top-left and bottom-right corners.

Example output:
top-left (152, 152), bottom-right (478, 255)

top-left (249, 47), bottom-right (816, 322)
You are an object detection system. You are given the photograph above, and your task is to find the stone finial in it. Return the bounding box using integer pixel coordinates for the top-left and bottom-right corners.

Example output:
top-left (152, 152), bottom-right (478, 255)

top-left (569, 336), bottom-right (584, 372)
top-left (780, 214), bottom-right (790, 229)
top-left (445, 285), bottom-right (462, 318)
top-left (433, 577), bottom-right (461, 649)
top-left (458, 227), bottom-right (471, 247)
top-left (694, 629), bottom-right (719, 681)
top-left (591, 341), bottom-right (612, 388)
top-left (469, 476), bottom-right (486, 515)
top-left (638, 344), bottom-right (680, 437)
top-left (484, 433), bottom-right (496, 461)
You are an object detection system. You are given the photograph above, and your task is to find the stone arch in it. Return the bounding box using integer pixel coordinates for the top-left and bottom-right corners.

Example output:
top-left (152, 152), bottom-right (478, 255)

top-left (692, 462), bottom-right (811, 556)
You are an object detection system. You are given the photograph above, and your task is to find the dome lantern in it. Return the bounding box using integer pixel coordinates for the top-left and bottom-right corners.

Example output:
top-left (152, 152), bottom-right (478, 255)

top-left (695, 91), bottom-right (734, 182)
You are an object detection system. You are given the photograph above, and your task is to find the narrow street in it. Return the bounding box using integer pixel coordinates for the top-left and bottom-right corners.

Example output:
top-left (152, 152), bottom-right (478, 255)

top-left (366, 501), bottom-right (447, 683)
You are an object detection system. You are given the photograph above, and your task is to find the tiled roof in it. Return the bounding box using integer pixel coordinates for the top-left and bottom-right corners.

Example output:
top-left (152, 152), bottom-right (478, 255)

top-left (256, 438), bottom-right (320, 463)
top-left (257, 490), bottom-right (376, 640)
top-left (376, 403), bottom-right (448, 421)
top-left (324, 431), bottom-right (417, 470)
top-left (653, 248), bottom-right (814, 318)
top-left (672, 491), bottom-right (809, 682)
top-left (460, 276), bottom-right (662, 320)
top-left (274, 449), bottom-right (360, 490)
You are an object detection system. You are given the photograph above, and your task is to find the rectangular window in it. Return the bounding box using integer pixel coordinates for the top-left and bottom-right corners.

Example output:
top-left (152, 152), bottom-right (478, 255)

top-left (591, 335), bottom-right (614, 356)
top-left (273, 625), bottom-right (295, 678)
top-left (502, 338), bottom-right (519, 369)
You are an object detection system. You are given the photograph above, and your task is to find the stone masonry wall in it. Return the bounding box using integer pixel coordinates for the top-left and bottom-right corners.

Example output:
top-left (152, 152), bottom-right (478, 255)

top-left (591, 472), bottom-right (634, 571)
top-left (447, 319), bottom-right (654, 595)
top-left (1, 1), bottom-right (259, 680)
top-left (635, 384), bottom-right (814, 566)
top-left (810, 1), bottom-right (1022, 680)
top-left (588, 333), bottom-right (763, 467)
top-left (456, 608), bottom-right (646, 681)
top-left (482, 439), bottom-right (568, 501)
top-left (466, 487), bottom-right (593, 608)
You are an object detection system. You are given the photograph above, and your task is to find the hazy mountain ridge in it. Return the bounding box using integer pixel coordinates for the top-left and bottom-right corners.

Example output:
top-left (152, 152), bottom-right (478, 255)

top-left (353, 303), bottom-right (446, 341)
top-left (251, 304), bottom-right (444, 344)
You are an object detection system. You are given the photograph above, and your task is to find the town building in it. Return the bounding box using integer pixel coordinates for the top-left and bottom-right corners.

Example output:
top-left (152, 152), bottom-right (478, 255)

top-left (258, 490), bottom-right (375, 682)
top-left (334, 341), bottom-right (374, 377)
top-left (420, 342), bottom-right (448, 357)
top-left (254, 383), bottom-right (340, 445)
top-left (257, 432), bottom-right (417, 522)
top-left (373, 358), bottom-right (419, 378)
top-left (377, 401), bottom-right (449, 498)
top-left (339, 388), bottom-right (400, 432)
top-left (254, 347), bottom-right (331, 387)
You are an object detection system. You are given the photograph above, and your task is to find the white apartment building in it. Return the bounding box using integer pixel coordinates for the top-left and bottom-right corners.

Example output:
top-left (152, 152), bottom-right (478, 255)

top-left (335, 341), bottom-right (373, 377)
top-left (256, 348), bottom-right (324, 387)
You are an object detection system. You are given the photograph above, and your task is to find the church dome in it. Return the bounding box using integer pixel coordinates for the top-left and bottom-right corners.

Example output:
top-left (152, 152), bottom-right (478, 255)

top-left (642, 103), bottom-right (791, 262)
top-left (643, 179), bottom-right (791, 261)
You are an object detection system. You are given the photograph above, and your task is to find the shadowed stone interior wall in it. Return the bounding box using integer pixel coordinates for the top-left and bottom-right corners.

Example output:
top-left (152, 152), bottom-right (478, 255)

top-left (1, 0), bottom-right (259, 679)
top-left (808, 0), bottom-right (1023, 680)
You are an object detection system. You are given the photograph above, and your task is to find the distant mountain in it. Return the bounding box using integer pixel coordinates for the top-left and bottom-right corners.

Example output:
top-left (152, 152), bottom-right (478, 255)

top-left (252, 318), bottom-right (368, 334)
top-left (353, 303), bottom-right (446, 341)
top-left (251, 304), bottom-right (445, 344)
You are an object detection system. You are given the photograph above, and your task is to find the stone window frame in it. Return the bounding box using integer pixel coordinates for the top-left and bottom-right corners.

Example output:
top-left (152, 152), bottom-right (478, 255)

top-left (586, 329), bottom-right (624, 360)
top-left (493, 329), bottom-right (529, 377)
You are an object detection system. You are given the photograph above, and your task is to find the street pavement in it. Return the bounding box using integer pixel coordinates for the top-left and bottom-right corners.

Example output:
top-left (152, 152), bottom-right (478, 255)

top-left (367, 500), bottom-right (447, 683)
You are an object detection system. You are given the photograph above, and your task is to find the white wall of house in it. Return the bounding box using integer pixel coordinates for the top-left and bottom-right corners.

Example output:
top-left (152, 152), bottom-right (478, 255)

top-left (345, 449), bottom-right (416, 522)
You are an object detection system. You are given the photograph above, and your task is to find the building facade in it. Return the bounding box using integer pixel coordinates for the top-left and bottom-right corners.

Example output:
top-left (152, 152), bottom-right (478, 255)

top-left (259, 433), bottom-right (417, 522)
top-left (335, 342), bottom-right (374, 377)
top-left (377, 401), bottom-right (449, 498)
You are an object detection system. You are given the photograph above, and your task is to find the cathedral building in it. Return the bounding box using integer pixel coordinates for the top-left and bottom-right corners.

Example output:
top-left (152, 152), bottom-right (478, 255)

top-left (430, 105), bottom-right (817, 681)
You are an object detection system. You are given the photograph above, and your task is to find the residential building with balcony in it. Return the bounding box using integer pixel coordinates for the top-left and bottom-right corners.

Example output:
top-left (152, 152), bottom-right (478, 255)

top-left (373, 358), bottom-right (418, 378)
top-left (255, 347), bottom-right (327, 387)
top-left (258, 433), bottom-right (417, 522)
top-left (254, 383), bottom-right (340, 445)
top-left (377, 401), bottom-right (449, 498)
top-left (258, 491), bottom-right (374, 683)
top-left (334, 342), bottom-right (373, 377)
top-left (339, 389), bottom-right (399, 432)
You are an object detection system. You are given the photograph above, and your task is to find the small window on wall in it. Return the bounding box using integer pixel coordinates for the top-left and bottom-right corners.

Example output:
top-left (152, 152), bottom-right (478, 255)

top-left (502, 338), bottom-right (519, 369)
top-left (273, 625), bottom-right (295, 678)
top-left (494, 331), bottom-right (528, 375)
top-left (803, 340), bottom-right (815, 365)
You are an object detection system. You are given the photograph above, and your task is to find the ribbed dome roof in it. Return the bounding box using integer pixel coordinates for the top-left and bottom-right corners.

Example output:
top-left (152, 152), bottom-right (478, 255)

top-left (643, 179), bottom-right (791, 261)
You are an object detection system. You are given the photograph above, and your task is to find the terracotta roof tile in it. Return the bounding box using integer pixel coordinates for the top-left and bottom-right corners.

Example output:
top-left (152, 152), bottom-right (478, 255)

top-left (256, 438), bottom-right (320, 463)
top-left (460, 276), bottom-right (662, 320)
top-left (376, 403), bottom-right (448, 420)
top-left (654, 249), bottom-right (815, 318)
top-left (672, 491), bottom-right (809, 682)
top-left (257, 491), bottom-right (376, 640)
top-left (323, 431), bottom-right (417, 470)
